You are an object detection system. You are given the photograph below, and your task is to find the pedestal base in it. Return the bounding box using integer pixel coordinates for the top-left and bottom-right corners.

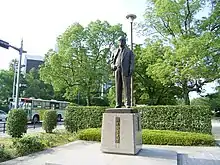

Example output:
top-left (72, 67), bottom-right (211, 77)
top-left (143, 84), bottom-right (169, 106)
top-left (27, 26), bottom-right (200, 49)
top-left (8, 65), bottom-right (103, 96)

top-left (100, 108), bottom-right (142, 155)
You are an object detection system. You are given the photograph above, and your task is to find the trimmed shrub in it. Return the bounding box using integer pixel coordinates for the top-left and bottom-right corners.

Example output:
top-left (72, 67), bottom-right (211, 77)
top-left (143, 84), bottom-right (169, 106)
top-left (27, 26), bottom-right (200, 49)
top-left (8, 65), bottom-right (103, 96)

top-left (141, 129), bottom-right (215, 146)
top-left (137, 105), bottom-right (212, 134)
top-left (64, 105), bottom-right (212, 134)
top-left (6, 109), bottom-right (28, 138)
top-left (42, 110), bottom-right (57, 133)
top-left (64, 106), bottom-right (106, 133)
top-left (77, 128), bottom-right (215, 146)
top-left (77, 128), bottom-right (101, 141)
top-left (12, 136), bottom-right (46, 156)
top-left (39, 109), bottom-right (46, 121)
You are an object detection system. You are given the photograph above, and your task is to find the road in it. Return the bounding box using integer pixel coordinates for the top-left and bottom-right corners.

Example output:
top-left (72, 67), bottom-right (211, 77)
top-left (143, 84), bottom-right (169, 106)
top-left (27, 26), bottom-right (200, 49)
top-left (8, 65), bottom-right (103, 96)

top-left (1, 119), bottom-right (220, 139)
top-left (0, 122), bottom-right (64, 137)
top-left (212, 118), bottom-right (220, 140)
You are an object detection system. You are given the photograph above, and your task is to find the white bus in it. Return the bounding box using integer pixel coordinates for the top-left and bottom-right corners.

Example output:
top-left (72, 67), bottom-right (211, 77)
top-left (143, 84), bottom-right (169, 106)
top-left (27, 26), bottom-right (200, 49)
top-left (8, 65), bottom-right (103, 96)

top-left (9, 97), bottom-right (69, 123)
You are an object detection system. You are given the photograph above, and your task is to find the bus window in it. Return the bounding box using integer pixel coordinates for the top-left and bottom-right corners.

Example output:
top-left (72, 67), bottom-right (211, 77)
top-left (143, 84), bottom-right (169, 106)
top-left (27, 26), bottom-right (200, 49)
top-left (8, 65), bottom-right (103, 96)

top-left (41, 102), bottom-right (46, 109)
top-left (50, 102), bottom-right (59, 109)
top-left (33, 101), bottom-right (41, 109)
top-left (62, 103), bottom-right (68, 109)
top-left (45, 102), bottom-right (50, 109)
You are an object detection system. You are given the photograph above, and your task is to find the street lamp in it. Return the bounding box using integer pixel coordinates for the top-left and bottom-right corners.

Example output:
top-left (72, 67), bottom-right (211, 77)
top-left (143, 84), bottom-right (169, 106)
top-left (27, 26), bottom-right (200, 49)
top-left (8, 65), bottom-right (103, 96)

top-left (0, 39), bottom-right (27, 109)
top-left (126, 14), bottom-right (137, 107)
top-left (12, 62), bottom-right (18, 100)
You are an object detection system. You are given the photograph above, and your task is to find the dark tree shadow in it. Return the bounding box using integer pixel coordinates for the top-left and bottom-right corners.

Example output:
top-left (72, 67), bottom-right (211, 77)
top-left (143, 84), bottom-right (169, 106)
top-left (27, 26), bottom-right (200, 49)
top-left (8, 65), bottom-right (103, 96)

top-left (178, 153), bottom-right (220, 165)
top-left (137, 148), bottom-right (177, 160)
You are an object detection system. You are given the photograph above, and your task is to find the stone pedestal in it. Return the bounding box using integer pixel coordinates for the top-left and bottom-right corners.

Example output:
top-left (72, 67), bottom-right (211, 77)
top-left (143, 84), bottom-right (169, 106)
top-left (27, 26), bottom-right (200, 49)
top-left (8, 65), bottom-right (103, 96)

top-left (100, 108), bottom-right (142, 155)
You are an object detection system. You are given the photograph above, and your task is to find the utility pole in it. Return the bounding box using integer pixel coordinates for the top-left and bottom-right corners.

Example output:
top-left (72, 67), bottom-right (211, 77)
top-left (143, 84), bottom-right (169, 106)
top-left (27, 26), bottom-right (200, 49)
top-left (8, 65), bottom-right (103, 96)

top-left (14, 39), bottom-right (24, 109)
top-left (12, 61), bottom-right (17, 100)
top-left (0, 38), bottom-right (27, 109)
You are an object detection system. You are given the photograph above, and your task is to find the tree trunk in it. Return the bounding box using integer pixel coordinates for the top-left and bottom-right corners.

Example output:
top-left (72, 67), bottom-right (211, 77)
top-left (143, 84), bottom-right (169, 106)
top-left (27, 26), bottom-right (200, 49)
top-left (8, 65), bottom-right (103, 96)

top-left (86, 89), bottom-right (91, 106)
top-left (182, 81), bottom-right (190, 105)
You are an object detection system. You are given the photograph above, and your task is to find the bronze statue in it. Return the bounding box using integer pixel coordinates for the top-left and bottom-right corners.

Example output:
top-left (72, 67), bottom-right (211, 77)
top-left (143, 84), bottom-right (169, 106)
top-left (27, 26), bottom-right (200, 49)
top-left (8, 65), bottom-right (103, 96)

top-left (111, 36), bottom-right (135, 108)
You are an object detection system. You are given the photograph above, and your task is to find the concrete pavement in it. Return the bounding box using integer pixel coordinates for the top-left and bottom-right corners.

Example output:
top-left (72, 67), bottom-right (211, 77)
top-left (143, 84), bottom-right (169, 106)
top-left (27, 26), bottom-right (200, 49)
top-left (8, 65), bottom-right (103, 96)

top-left (1, 119), bottom-right (220, 164)
top-left (1, 140), bottom-right (220, 165)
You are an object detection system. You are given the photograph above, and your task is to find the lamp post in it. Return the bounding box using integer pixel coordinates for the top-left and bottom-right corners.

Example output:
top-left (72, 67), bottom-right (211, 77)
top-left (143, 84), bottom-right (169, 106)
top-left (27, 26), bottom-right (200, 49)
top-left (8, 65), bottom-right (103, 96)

top-left (12, 61), bottom-right (18, 100)
top-left (126, 14), bottom-right (137, 107)
top-left (0, 39), bottom-right (27, 109)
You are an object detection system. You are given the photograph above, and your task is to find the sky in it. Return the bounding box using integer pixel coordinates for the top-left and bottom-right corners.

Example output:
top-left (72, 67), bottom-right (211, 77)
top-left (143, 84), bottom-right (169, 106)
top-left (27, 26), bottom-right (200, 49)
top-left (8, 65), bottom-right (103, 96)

top-left (0, 0), bottom-right (146, 69)
top-left (0, 0), bottom-right (217, 99)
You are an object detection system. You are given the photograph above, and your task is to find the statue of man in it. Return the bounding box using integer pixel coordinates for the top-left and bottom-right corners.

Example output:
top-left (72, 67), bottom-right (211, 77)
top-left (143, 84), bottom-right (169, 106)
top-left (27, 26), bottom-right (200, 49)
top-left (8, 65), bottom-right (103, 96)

top-left (111, 36), bottom-right (135, 108)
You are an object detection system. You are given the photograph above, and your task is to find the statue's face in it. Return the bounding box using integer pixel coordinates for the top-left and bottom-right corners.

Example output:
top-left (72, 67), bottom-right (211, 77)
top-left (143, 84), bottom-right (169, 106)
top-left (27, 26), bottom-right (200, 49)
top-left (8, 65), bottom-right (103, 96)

top-left (118, 39), bottom-right (126, 47)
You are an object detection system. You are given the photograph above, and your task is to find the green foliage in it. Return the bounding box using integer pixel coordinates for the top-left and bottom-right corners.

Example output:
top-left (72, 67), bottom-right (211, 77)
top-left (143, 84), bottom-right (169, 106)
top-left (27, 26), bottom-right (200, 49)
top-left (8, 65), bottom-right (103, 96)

top-left (191, 97), bottom-right (210, 106)
top-left (142, 129), bottom-right (215, 146)
top-left (23, 68), bottom-right (55, 100)
top-left (138, 105), bottom-right (212, 134)
top-left (1, 130), bottom-right (76, 162)
top-left (77, 128), bottom-right (101, 142)
top-left (0, 69), bottom-right (14, 103)
top-left (107, 86), bottom-right (116, 107)
top-left (91, 97), bottom-right (109, 106)
top-left (0, 146), bottom-right (12, 162)
top-left (133, 44), bottom-right (182, 105)
top-left (6, 109), bottom-right (28, 138)
top-left (42, 110), bottom-right (57, 133)
top-left (12, 136), bottom-right (46, 156)
top-left (39, 109), bottom-right (46, 121)
top-left (36, 130), bottom-right (76, 147)
top-left (64, 106), bottom-right (105, 133)
top-left (65, 105), bottom-right (212, 134)
top-left (77, 128), bottom-right (215, 146)
top-left (40, 20), bottom-right (126, 105)
top-left (138, 0), bottom-right (220, 105)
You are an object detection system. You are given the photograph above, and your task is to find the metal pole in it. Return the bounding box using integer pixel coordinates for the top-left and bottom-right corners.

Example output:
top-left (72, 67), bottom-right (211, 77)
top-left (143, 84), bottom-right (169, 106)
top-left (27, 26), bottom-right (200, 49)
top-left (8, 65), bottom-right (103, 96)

top-left (130, 21), bottom-right (134, 107)
top-left (15, 39), bottom-right (23, 109)
top-left (12, 62), bottom-right (17, 101)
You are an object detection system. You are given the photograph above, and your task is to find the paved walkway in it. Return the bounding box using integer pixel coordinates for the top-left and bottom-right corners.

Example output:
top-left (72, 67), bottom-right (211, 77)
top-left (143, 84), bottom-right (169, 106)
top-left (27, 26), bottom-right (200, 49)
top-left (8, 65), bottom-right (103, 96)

top-left (0, 141), bottom-right (220, 165)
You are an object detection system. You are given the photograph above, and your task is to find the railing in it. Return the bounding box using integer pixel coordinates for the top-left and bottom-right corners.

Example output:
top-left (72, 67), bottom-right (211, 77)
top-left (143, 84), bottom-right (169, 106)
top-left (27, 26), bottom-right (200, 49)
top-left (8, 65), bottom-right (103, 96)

top-left (0, 121), bottom-right (63, 134)
top-left (0, 122), bottom-right (6, 133)
top-left (0, 121), bottom-right (37, 134)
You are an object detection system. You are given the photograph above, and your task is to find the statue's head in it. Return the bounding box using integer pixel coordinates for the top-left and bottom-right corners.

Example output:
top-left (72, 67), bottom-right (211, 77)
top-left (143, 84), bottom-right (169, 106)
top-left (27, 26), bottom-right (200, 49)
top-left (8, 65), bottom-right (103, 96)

top-left (118, 36), bottom-right (126, 48)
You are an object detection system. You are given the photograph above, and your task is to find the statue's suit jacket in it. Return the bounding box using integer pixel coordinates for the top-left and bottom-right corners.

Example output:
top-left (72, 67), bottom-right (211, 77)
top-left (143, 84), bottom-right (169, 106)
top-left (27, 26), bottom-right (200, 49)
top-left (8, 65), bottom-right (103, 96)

top-left (111, 46), bottom-right (135, 77)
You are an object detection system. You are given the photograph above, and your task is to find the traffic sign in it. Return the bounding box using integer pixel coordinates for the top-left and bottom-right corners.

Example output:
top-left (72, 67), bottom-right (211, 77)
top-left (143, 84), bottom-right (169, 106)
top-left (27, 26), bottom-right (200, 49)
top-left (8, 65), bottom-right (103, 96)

top-left (0, 40), bottom-right (9, 49)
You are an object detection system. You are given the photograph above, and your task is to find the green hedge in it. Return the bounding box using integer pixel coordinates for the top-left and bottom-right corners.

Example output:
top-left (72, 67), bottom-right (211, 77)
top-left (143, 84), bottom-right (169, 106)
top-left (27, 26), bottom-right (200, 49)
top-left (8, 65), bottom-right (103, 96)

top-left (137, 105), bottom-right (212, 134)
top-left (42, 110), bottom-right (57, 133)
top-left (6, 109), bottom-right (28, 138)
top-left (64, 105), bottom-right (212, 134)
top-left (64, 106), bottom-right (106, 132)
top-left (77, 128), bottom-right (215, 146)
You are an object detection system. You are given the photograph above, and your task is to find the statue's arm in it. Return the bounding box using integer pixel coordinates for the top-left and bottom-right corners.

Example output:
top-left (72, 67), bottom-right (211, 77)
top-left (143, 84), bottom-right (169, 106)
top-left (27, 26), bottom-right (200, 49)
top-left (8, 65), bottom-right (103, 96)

top-left (110, 50), bottom-right (116, 71)
top-left (110, 51), bottom-right (115, 66)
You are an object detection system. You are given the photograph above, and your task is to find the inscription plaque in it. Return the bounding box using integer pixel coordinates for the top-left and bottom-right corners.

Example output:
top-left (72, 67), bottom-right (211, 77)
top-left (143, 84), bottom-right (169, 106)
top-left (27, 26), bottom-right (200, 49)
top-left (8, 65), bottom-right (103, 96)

top-left (115, 117), bottom-right (120, 144)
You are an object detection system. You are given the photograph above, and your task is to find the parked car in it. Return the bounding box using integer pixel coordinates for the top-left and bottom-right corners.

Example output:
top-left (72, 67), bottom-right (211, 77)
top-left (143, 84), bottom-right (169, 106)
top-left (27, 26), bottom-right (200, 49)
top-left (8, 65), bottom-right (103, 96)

top-left (0, 110), bottom-right (7, 121)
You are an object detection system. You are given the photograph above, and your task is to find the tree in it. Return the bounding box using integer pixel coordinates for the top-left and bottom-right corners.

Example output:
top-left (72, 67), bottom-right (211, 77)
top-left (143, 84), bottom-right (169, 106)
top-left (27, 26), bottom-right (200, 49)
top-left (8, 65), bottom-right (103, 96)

top-left (40, 20), bottom-right (126, 105)
top-left (0, 69), bottom-right (14, 105)
top-left (134, 44), bottom-right (182, 105)
top-left (9, 58), bottom-right (18, 71)
top-left (23, 68), bottom-right (54, 99)
top-left (138, 0), bottom-right (220, 105)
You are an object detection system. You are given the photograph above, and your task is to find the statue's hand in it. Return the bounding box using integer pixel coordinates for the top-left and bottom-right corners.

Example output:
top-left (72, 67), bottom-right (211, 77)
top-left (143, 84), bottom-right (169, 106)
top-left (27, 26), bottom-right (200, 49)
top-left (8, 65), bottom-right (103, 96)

top-left (128, 70), bottom-right (133, 76)
top-left (111, 64), bottom-right (117, 71)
